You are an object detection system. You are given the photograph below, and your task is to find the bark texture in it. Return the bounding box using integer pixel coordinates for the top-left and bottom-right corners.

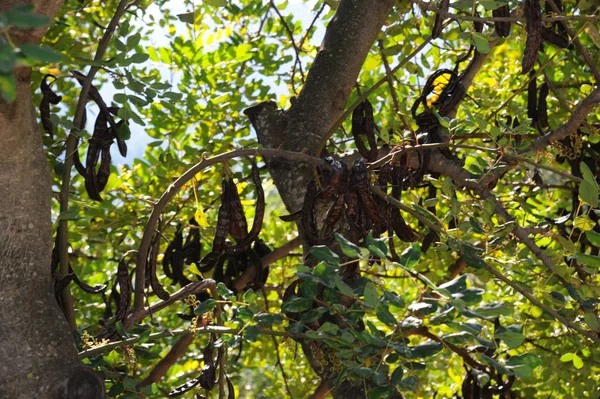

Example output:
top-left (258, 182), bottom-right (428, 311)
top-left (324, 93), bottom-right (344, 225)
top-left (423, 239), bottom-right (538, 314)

top-left (247, 1), bottom-right (398, 397)
top-left (0, 1), bottom-right (103, 398)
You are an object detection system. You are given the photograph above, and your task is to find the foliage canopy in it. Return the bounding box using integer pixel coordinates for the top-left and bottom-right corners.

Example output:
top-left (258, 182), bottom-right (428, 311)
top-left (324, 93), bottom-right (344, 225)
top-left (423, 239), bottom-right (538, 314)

top-left (2, 0), bottom-right (600, 398)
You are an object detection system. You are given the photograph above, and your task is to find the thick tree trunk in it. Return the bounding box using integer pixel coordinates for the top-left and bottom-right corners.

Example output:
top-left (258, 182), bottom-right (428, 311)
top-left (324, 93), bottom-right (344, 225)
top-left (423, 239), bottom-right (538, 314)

top-left (0, 2), bottom-right (103, 398)
top-left (248, 1), bottom-right (399, 397)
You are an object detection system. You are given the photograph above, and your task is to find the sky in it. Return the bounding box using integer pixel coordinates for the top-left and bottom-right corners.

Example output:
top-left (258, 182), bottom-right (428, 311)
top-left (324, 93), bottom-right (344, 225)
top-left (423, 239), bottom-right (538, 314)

top-left (103, 0), bottom-right (326, 165)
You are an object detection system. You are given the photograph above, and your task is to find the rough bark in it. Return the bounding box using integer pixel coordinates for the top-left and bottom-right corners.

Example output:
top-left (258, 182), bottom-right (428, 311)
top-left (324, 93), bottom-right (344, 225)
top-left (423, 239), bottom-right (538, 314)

top-left (0, 1), bottom-right (103, 398)
top-left (247, 1), bottom-right (398, 397)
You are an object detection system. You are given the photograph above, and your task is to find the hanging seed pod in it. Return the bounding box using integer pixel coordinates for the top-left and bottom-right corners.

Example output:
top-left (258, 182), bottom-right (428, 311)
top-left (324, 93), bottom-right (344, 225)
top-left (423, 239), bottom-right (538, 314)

top-left (149, 235), bottom-right (170, 300)
top-left (493, 4), bottom-right (511, 38)
top-left (541, 28), bottom-right (569, 48)
top-left (527, 71), bottom-right (538, 124)
top-left (537, 80), bottom-right (549, 131)
top-left (227, 162), bottom-right (265, 255)
top-left (39, 74), bottom-right (62, 139)
top-left (351, 100), bottom-right (378, 161)
top-left (522, 0), bottom-right (542, 74)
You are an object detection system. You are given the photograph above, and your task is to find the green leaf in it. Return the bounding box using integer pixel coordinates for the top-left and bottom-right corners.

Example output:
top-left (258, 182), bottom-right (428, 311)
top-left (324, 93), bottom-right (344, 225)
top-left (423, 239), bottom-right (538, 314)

top-left (177, 12), bottom-right (195, 24)
top-left (583, 312), bottom-right (599, 331)
top-left (572, 354), bottom-right (584, 369)
top-left (579, 162), bottom-right (599, 207)
top-left (333, 274), bottom-right (355, 296)
top-left (203, 0), bottom-right (227, 6)
top-left (317, 322), bottom-right (339, 335)
top-left (479, 0), bottom-right (508, 10)
top-left (390, 367), bottom-right (404, 385)
top-left (363, 282), bottom-right (379, 308)
top-left (574, 252), bottom-right (600, 267)
top-left (407, 342), bottom-right (443, 359)
top-left (560, 353), bottom-right (574, 362)
top-left (335, 233), bottom-right (361, 258)
top-left (310, 246), bottom-right (340, 265)
top-left (375, 304), bottom-right (397, 326)
top-left (118, 122), bottom-right (131, 141)
top-left (505, 353), bottom-right (541, 378)
top-left (574, 215), bottom-right (595, 231)
top-left (438, 274), bottom-right (467, 294)
top-left (193, 299), bottom-right (217, 315)
top-left (383, 291), bottom-right (405, 308)
top-left (399, 376), bottom-right (418, 392)
top-left (127, 33), bottom-right (141, 48)
top-left (481, 354), bottom-right (513, 375)
top-left (0, 44), bottom-right (16, 73)
top-left (398, 244), bottom-right (421, 268)
top-left (471, 33), bottom-right (490, 54)
top-left (494, 325), bottom-right (525, 348)
top-left (282, 297), bottom-right (313, 312)
top-left (366, 232), bottom-right (387, 258)
top-left (126, 53), bottom-right (150, 64)
top-left (585, 230), bottom-right (600, 247)
top-left (5, 5), bottom-right (49, 28)
top-left (463, 253), bottom-right (486, 269)
top-left (19, 44), bottom-right (64, 63)
top-left (472, 302), bottom-right (512, 317)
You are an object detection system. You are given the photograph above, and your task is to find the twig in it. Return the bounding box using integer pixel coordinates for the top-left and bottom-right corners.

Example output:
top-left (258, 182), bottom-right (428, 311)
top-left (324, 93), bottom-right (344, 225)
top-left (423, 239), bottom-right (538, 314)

top-left (378, 39), bottom-right (410, 131)
top-left (79, 326), bottom-right (313, 358)
top-left (522, 88), bottom-right (600, 154)
top-left (137, 332), bottom-right (194, 387)
top-left (271, 335), bottom-right (294, 398)
top-left (545, 0), bottom-right (600, 83)
top-left (127, 279), bottom-right (218, 329)
top-left (410, 0), bottom-right (600, 23)
top-left (133, 149), bottom-right (329, 314)
top-left (57, 0), bottom-right (130, 331)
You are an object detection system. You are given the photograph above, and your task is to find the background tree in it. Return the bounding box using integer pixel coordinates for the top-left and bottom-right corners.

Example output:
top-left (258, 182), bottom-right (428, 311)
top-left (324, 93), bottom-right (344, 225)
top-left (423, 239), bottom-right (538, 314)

top-left (1, 0), bottom-right (599, 398)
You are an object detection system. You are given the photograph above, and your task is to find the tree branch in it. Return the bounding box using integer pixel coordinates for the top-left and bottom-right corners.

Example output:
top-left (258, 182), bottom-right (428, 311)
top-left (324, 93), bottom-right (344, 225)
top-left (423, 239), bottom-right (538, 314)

top-left (58, 0), bottom-right (130, 330)
top-left (133, 149), bottom-right (329, 314)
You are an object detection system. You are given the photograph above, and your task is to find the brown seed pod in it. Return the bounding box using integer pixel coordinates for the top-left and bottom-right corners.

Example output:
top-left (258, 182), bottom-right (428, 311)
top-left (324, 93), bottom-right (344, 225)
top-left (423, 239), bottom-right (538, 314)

top-left (39, 74), bottom-right (62, 139)
top-left (226, 179), bottom-right (248, 241)
top-left (522, 0), bottom-right (542, 74)
top-left (537, 80), bottom-right (549, 131)
top-left (351, 100), bottom-right (378, 161)
top-left (149, 234), bottom-right (170, 300)
top-left (493, 5), bottom-right (511, 38)
top-left (432, 0), bottom-right (449, 39)
top-left (541, 27), bottom-right (569, 48)
top-left (353, 160), bottom-right (386, 225)
top-left (227, 162), bottom-right (265, 255)
top-left (527, 71), bottom-right (538, 124)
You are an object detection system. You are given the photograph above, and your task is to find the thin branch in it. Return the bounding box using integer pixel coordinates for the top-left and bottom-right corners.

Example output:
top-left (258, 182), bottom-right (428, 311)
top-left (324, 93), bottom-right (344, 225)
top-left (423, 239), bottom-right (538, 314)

top-left (134, 149), bottom-right (329, 314)
top-left (58, 0), bottom-right (130, 331)
top-left (410, 0), bottom-right (600, 23)
top-left (271, 335), bottom-right (295, 398)
top-left (378, 39), bottom-right (410, 131)
top-left (137, 332), bottom-right (194, 387)
top-left (522, 87), bottom-right (600, 154)
top-left (545, 0), bottom-right (600, 83)
top-left (79, 326), bottom-right (312, 358)
top-left (127, 279), bottom-right (218, 329)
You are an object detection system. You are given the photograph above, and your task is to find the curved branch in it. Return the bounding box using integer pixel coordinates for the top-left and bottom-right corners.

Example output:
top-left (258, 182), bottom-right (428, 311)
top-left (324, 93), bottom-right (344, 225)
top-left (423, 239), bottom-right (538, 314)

top-left (133, 149), bottom-right (329, 313)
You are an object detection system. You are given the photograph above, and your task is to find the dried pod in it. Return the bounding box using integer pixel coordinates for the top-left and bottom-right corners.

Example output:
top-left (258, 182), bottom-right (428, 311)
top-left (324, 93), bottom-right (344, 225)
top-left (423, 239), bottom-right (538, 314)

top-left (537, 80), bottom-right (549, 131)
top-left (39, 74), bottom-right (62, 138)
top-left (522, 0), bottom-right (542, 74)
top-left (149, 235), bottom-right (170, 300)
top-left (353, 160), bottom-right (386, 225)
top-left (351, 100), bottom-right (378, 161)
top-left (227, 162), bottom-right (265, 255)
top-left (226, 179), bottom-right (248, 241)
top-left (432, 0), bottom-right (449, 39)
top-left (114, 258), bottom-right (131, 322)
top-left (527, 71), bottom-right (538, 123)
top-left (493, 5), bottom-right (511, 38)
top-left (541, 27), bottom-right (570, 48)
